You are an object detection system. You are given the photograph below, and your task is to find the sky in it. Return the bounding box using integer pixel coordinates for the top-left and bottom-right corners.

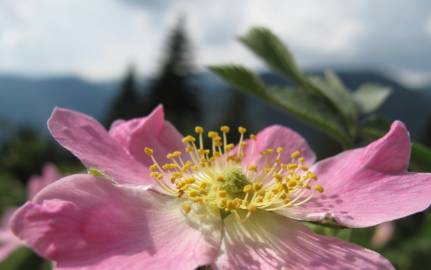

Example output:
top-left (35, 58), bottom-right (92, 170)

top-left (1, 0), bottom-right (431, 86)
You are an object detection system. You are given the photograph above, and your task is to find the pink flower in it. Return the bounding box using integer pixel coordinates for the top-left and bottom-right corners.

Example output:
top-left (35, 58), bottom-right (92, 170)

top-left (0, 163), bottom-right (60, 261)
top-left (10, 106), bottom-right (431, 270)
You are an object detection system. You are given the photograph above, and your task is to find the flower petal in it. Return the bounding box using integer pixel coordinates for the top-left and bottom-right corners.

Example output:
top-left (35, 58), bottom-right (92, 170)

top-left (27, 163), bottom-right (61, 199)
top-left (213, 211), bottom-right (394, 270)
top-left (12, 174), bottom-right (222, 270)
top-left (0, 208), bottom-right (21, 261)
top-left (241, 125), bottom-right (316, 169)
top-left (48, 108), bottom-right (150, 185)
top-left (286, 121), bottom-right (431, 227)
top-left (109, 105), bottom-right (185, 167)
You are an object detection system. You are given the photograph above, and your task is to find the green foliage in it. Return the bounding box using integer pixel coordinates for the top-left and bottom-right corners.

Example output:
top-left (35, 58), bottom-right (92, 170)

top-left (209, 65), bottom-right (352, 147)
top-left (353, 84), bottom-right (392, 114)
top-left (106, 65), bottom-right (144, 125)
top-left (210, 27), bottom-right (396, 148)
top-left (0, 248), bottom-right (50, 270)
top-left (145, 16), bottom-right (200, 133)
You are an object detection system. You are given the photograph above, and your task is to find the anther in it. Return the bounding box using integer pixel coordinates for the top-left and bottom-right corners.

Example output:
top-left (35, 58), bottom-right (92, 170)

top-left (220, 125), bottom-right (230, 133)
top-left (144, 147), bottom-right (154, 156)
top-left (238, 126), bottom-right (247, 134)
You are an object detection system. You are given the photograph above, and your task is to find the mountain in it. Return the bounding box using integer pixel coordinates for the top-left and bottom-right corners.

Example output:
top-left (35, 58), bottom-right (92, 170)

top-left (0, 75), bottom-right (117, 132)
top-left (1, 71), bottom-right (430, 152)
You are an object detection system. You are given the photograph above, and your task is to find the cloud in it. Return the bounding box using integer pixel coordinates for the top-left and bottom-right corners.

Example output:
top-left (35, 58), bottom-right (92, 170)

top-left (0, 0), bottom-right (430, 85)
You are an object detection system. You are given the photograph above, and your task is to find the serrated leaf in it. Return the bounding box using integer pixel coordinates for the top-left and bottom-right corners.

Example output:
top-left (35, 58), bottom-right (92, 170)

top-left (208, 65), bottom-right (266, 95)
top-left (265, 88), bottom-right (352, 146)
top-left (353, 84), bottom-right (392, 113)
top-left (208, 64), bottom-right (352, 146)
top-left (309, 70), bottom-right (358, 134)
top-left (239, 27), bottom-right (358, 135)
top-left (239, 27), bottom-right (304, 85)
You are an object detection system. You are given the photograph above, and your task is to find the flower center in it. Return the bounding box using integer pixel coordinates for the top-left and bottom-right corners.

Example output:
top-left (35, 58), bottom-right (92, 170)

top-left (144, 125), bottom-right (324, 222)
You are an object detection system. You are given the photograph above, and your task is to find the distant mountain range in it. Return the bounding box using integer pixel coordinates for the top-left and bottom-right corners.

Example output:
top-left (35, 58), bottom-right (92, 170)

top-left (0, 71), bottom-right (430, 153)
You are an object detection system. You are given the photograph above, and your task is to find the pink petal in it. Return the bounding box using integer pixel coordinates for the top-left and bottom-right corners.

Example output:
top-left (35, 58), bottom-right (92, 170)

top-left (27, 163), bottom-right (61, 199)
top-left (241, 125), bottom-right (316, 169)
top-left (11, 174), bottom-right (221, 270)
top-left (109, 105), bottom-right (185, 167)
top-left (213, 211), bottom-right (394, 270)
top-left (0, 208), bottom-right (21, 261)
top-left (48, 108), bottom-right (150, 185)
top-left (286, 121), bottom-right (431, 227)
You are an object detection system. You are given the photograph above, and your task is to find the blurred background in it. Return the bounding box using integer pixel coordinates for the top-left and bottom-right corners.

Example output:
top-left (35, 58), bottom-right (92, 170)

top-left (0, 0), bottom-right (431, 269)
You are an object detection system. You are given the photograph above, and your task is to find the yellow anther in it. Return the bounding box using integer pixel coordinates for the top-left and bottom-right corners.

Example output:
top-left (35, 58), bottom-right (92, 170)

top-left (208, 131), bottom-right (218, 138)
top-left (253, 182), bottom-right (263, 191)
top-left (276, 147), bottom-right (284, 154)
top-left (185, 178), bottom-right (196, 184)
top-left (290, 150), bottom-right (301, 159)
top-left (189, 190), bottom-right (199, 197)
top-left (243, 184), bottom-right (253, 193)
top-left (307, 172), bottom-right (318, 180)
top-left (272, 183), bottom-right (283, 193)
top-left (281, 164), bottom-right (287, 169)
top-left (314, 185), bottom-right (324, 193)
top-left (185, 146), bottom-right (194, 153)
top-left (287, 163), bottom-right (298, 170)
top-left (238, 126), bottom-right (247, 134)
top-left (217, 176), bottom-right (225, 182)
top-left (304, 184), bottom-right (311, 190)
top-left (240, 142), bottom-right (247, 148)
top-left (199, 182), bottom-right (207, 190)
top-left (150, 172), bottom-right (160, 178)
top-left (195, 126), bottom-right (204, 134)
top-left (287, 179), bottom-right (298, 188)
top-left (225, 144), bottom-right (234, 151)
top-left (301, 165), bottom-right (309, 171)
top-left (247, 165), bottom-right (257, 172)
top-left (172, 151), bottom-right (182, 158)
top-left (182, 203), bottom-right (191, 214)
top-left (218, 190), bottom-right (227, 198)
top-left (273, 174), bottom-right (282, 182)
top-left (149, 164), bottom-right (158, 172)
top-left (248, 204), bottom-right (257, 212)
top-left (298, 157), bottom-right (305, 163)
top-left (220, 125), bottom-right (230, 133)
top-left (250, 134), bottom-right (256, 140)
top-left (182, 135), bottom-right (196, 143)
top-left (144, 147), bottom-right (154, 156)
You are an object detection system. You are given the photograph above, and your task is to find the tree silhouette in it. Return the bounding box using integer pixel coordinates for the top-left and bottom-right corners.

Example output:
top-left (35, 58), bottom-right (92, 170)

top-left (145, 16), bottom-right (200, 133)
top-left (106, 65), bottom-right (143, 125)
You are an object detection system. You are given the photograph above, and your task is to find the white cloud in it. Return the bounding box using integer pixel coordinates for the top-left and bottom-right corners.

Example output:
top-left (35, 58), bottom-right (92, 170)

top-left (0, 0), bottom-right (430, 82)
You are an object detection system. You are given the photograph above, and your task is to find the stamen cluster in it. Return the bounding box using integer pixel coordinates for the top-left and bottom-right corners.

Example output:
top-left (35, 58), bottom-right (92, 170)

top-left (144, 125), bottom-right (324, 221)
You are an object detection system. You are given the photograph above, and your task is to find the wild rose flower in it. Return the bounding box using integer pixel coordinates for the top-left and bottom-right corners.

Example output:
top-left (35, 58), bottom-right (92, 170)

top-left (11, 106), bottom-right (431, 270)
top-left (0, 163), bottom-right (60, 261)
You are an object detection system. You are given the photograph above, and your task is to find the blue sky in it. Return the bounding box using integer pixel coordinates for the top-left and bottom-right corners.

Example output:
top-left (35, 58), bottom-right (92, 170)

top-left (1, 0), bottom-right (431, 86)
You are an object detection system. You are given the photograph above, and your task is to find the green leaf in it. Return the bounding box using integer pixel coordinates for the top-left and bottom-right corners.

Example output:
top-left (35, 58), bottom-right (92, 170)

top-left (239, 27), bottom-right (358, 136)
top-left (208, 65), bottom-right (266, 95)
top-left (308, 70), bottom-right (358, 134)
top-left (353, 84), bottom-right (392, 113)
top-left (410, 143), bottom-right (431, 172)
top-left (209, 64), bottom-right (352, 146)
top-left (239, 27), bottom-right (304, 86)
top-left (266, 88), bottom-right (352, 147)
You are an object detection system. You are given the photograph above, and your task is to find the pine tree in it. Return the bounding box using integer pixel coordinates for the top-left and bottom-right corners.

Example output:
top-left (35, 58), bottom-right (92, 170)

top-left (145, 16), bottom-right (200, 133)
top-left (106, 65), bottom-right (142, 125)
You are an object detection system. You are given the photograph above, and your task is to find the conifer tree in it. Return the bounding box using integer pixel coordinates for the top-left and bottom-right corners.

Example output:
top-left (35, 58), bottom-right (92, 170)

top-left (145, 16), bottom-right (200, 133)
top-left (106, 65), bottom-right (142, 125)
